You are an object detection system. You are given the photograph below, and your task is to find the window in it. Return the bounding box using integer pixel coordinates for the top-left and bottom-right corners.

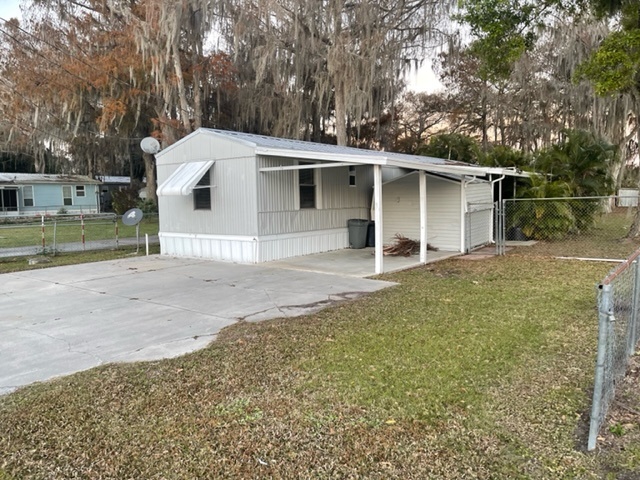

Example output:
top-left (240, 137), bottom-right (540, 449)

top-left (62, 186), bottom-right (73, 206)
top-left (348, 165), bottom-right (356, 187)
top-left (1, 188), bottom-right (18, 212)
top-left (76, 185), bottom-right (85, 197)
top-left (193, 169), bottom-right (211, 210)
top-left (23, 186), bottom-right (34, 207)
top-left (299, 162), bottom-right (316, 209)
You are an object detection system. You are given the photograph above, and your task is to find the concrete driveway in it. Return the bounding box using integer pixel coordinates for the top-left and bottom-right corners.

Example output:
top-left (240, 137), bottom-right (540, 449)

top-left (0, 255), bottom-right (395, 395)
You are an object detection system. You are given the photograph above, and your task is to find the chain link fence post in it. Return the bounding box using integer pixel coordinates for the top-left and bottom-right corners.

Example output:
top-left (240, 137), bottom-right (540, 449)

top-left (495, 201), bottom-right (503, 255)
top-left (631, 260), bottom-right (640, 356)
top-left (53, 218), bottom-right (58, 256)
top-left (40, 215), bottom-right (45, 254)
top-left (115, 216), bottom-right (119, 249)
top-left (629, 260), bottom-right (640, 355)
top-left (589, 283), bottom-right (612, 451)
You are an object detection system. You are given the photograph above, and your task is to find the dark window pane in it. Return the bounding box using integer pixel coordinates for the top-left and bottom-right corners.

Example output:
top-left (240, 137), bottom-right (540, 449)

top-left (194, 169), bottom-right (211, 210)
top-left (299, 168), bottom-right (314, 185)
top-left (194, 187), bottom-right (211, 210)
top-left (2, 190), bottom-right (18, 211)
top-left (197, 170), bottom-right (210, 187)
top-left (300, 185), bottom-right (315, 209)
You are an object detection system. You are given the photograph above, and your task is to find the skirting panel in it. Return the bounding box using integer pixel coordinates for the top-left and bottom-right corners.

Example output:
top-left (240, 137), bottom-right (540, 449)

top-left (257, 228), bottom-right (349, 262)
top-left (159, 228), bottom-right (349, 263)
top-left (160, 232), bottom-right (258, 263)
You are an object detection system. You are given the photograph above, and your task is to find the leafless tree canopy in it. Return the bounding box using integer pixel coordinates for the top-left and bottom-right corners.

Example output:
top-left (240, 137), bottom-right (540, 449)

top-left (0, 0), bottom-right (637, 189)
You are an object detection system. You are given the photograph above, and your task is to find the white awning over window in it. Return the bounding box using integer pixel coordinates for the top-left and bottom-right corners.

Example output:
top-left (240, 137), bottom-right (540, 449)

top-left (157, 160), bottom-right (214, 196)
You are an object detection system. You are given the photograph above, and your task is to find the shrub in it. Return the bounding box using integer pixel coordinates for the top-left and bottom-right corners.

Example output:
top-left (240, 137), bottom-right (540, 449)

top-left (137, 198), bottom-right (158, 214)
top-left (111, 183), bottom-right (142, 215)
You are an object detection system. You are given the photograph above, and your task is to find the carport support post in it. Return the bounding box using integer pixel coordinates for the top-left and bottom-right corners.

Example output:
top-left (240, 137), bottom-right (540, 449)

top-left (419, 170), bottom-right (427, 264)
top-left (374, 164), bottom-right (383, 274)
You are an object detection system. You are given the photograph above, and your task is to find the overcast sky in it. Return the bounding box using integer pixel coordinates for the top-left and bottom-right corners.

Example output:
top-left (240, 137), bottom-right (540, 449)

top-left (0, 0), bottom-right (21, 21)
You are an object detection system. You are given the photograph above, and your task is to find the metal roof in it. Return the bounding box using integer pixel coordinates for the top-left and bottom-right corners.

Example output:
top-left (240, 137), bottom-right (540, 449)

top-left (0, 173), bottom-right (101, 185)
top-left (159, 128), bottom-right (527, 178)
top-left (199, 129), bottom-right (457, 165)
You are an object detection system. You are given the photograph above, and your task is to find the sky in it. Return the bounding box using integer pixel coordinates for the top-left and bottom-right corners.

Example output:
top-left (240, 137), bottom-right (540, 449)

top-left (0, 0), bottom-right (440, 92)
top-left (0, 0), bottom-right (21, 21)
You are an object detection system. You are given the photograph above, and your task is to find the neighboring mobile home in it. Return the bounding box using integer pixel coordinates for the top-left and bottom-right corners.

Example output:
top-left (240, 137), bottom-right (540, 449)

top-left (0, 173), bottom-right (101, 215)
top-left (155, 129), bottom-right (522, 273)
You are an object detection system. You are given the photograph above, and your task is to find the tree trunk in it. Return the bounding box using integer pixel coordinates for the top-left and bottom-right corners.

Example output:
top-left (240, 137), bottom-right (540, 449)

top-left (626, 95), bottom-right (640, 238)
top-left (480, 84), bottom-right (488, 151)
top-left (143, 152), bottom-right (157, 204)
top-left (334, 79), bottom-right (348, 146)
top-left (193, 67), bottom-right (202, 130)
top-left (173, 41), bottom-right (192, 134)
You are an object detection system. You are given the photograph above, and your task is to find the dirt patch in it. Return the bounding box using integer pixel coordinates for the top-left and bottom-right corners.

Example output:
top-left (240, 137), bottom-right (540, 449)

top-left (458, 253), bottom-right (496, 261)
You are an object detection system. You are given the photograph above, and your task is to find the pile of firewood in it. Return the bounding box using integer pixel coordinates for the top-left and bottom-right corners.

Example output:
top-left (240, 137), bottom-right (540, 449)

top-left (382, 234), bottom-right (438, 257)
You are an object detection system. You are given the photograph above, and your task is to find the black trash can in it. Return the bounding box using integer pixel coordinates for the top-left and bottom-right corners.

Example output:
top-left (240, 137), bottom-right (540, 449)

top-left (506, 226), bottom-right (528, 241)
top-left (367, 221), bottom-right (375, 247)
top-left (347, 219), bottom-right (369, 249)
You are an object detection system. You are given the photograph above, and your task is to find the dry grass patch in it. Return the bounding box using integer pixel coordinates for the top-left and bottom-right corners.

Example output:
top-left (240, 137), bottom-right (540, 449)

top-left (0, 244), bottom-right (161, 274)
top-left (1, 256), bottom-right (638, 478)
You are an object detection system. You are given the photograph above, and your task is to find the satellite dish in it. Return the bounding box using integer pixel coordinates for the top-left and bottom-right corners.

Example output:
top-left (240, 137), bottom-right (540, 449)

top-left (140, 137), bottom-right (161, 154)
top-left (122, 208), bottom-right (144, 226)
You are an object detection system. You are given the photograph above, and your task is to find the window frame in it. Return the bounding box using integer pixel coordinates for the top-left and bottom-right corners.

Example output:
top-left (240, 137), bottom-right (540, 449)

top-left (193, 169), bottom-right (211, 210)
top-left (23, 185), bottom-right (34, 207)
top-left (62, 185), bottom-right (73, 206)
top-left (298, 162), bottom-right (316, 209)
top-left (348, 165), bottom-right (357, 187)
top-left (75, 185), bottom-right (86, 197)
top-left (295, 161), bottom-right (323, 210)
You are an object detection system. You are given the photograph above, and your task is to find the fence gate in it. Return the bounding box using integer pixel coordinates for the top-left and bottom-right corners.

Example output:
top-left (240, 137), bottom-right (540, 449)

top-left (466, 203), bottom-right (494, 253)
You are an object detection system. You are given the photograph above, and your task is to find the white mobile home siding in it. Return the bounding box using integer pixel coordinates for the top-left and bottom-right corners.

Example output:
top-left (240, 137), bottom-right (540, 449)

top-left (157, 156), bottom-right (258, 236)
top-left (156, 133), bottom-right (260, 260)
top-left (382, 172), bottom-right (461, 251)
top-left (256, 156), bottom-right (371, 262)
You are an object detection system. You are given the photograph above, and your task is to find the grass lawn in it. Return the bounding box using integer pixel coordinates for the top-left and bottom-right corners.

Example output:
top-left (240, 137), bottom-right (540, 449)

top-left (0, 244), bottom-right (161, 274)
top-left (1, 255), bottom-right (639, 478)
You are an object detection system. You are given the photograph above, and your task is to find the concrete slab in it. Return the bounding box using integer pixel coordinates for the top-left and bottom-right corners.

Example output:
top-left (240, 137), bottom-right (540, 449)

top-left (0, 255), bottom-right (395, 395)
top-left (264, 247), bottom-right (461, 277)
top-left (505, 240), bottom-right (538, 247)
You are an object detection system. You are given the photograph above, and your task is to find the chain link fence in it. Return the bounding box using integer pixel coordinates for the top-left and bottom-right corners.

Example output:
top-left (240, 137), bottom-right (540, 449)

top-left (0, 213), bottom-right (159, 258)
top-left (589, 249), bottom-right (640, 450)
top-left (498, 197), bottom-right (640, 260)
